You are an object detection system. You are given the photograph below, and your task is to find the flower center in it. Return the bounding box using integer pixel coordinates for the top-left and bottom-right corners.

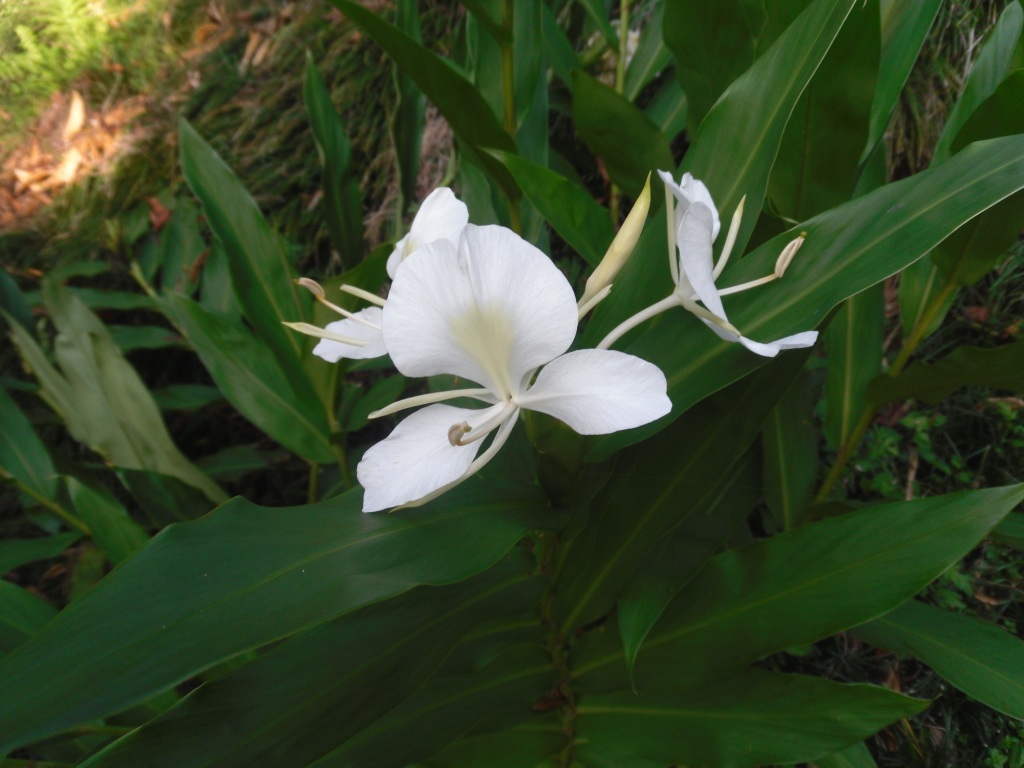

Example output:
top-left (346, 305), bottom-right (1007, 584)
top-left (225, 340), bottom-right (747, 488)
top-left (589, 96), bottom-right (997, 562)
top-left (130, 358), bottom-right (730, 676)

top-left (448, 303), bottom-right (517, 398)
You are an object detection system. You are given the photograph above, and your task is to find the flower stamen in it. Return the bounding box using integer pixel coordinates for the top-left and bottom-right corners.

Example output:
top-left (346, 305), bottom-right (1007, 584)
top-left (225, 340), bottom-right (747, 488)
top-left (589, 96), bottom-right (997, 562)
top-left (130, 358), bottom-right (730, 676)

top-left (281, 321), bottom-right (370, 346)
top-left (295, 278), bottom-right (382, 329)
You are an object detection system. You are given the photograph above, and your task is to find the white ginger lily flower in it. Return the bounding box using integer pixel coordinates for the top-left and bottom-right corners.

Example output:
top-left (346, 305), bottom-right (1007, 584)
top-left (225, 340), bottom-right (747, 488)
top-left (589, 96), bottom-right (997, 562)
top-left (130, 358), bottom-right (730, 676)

top-left (598, 171), bottom-right (817, 357)
top-left (357, 224), bottom-right (671, 513)
top-left (285, 187), bottom-right (469, 362)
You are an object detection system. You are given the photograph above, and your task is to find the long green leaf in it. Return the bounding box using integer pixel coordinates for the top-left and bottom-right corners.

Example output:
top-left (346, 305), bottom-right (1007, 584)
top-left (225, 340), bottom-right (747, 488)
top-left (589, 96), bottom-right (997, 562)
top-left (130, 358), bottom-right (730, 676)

top-left (624, 1), bottom-right (670, 101)
top-left (0, 581), bottom-right (57, 656)
top-left (761, 371), bottom-right (818, 531)
top-left (178, 119), bottom-right (309, 376)
top-left (574, 484), bottom-right (1024, 692)
top-left (0, 482), bottom-right (562, 753)
top-left (854, 599), bottom-right (1024, 719)
top-left (392, 0), bottom-right (425, 217)
top-left (81, 557), bottom-right (541, 768)
top-left (0, 532), bottom-right (80, 576)
top-left (304, 54), bottom-right (365, 268)
top-left (329, 0), bottom-right (518, 199)
top-left (817, 742), bottom-right (880, 768)
top-left (586, 134), bottom-right (1024, 460)
top-left (867, 338), bottom-right (1024, 406)
top-left (575, 670), bottom-right (922, 768)
top-left (993, 513), bottom-right (1024, 552)
top-left (160, 294), bottom-right (334, 463)
top-left (66, 479), bottom-right (148, 565)
top-left (0, 386), bottom-right (56, 500)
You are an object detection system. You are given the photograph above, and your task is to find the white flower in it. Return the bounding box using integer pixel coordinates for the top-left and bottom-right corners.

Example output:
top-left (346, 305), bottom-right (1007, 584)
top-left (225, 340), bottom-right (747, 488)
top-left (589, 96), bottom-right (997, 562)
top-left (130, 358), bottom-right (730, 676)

top-left (386, 187), bottom-right (469, 279)
top-left (285, 187), bottom-right (468, 362)
top-left (598, 172), bottom-right (817, 356)
top-left (357, 224), bottom-right (671, 512)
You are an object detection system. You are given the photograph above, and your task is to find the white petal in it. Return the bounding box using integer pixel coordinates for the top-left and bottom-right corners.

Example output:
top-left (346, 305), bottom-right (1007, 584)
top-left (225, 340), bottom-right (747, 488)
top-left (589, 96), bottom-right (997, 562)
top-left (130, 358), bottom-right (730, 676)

top-left (385, 234), bottom-right (410, 280)
top-left (383, 224), bottom-right (578, 396)
top-left (357, 403), bottom-right (488, 512)
top-left (312, 307), bottom-right (387, 361)
top-left (515, 349), bottom-right (671, 434)
top-left (658, 170), bottom-right (721, 242)
top-left (676, 203), bottom-right (727, 320)
top-left (408, 188), bottom-right (469, 248)
top-left (738, 330), bottom-right (819, 358)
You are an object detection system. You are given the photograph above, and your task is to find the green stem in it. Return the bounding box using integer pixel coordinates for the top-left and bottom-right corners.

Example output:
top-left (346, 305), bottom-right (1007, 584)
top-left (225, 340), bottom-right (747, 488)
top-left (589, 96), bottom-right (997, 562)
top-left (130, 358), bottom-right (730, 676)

top-left (325, 365), bottom-right (354, 489)
top-left (6, 477), bottom-right (91, 535)
top-left (813, 275), bottom-right (959, 504)
top-left (307, 462), bottom-right (320, 504)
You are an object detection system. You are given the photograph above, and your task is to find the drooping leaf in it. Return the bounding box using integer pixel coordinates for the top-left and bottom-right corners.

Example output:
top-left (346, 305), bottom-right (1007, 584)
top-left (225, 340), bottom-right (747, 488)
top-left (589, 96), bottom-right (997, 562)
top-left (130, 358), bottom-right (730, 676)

top-left (0, 482), bottom-right (562, 754)
top-left (0, 386), bottom-right (56, 500)
top-left (571, 70), bottom-right (673, 199)
top-left (866, 339), bottom-right (1024, 406)
top-left (304, 54), bottom-right (365, 269)
top-left (66, 478), bottom-right (148, 564)
top-left (855, 599), bottom-right (1024, 720)
top-left (574, 485), bottom-right (1024, 693)
top-left (575, 670), bottom-right (923, 768)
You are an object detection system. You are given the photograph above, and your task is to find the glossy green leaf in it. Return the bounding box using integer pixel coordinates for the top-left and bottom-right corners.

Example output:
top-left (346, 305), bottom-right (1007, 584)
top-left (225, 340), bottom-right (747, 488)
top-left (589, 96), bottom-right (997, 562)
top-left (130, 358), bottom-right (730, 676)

top-left (66, 479), bottom-right (148, 564)
top-left (624, 2), bottom-right (670, 101)
top-left (422, 715), bottom-right (563, 768)
top-left (304, 54), bottom-right (365, 269)
top-left (854, 599), bottom-right (1024, 719)
top-left (309, 644), bottom-right (552, 768)
top-left (867, 339), bottom-right (1024, 406)
top-left (0, 532), bottom-right (80, 576)
top-left (571, 71), bottom-right (673, 199)
top-left (178, 119), bottom-right (309, 377)
top-left (489, 151), bottom-right (614, 266)
top-left (558, 351), bottom-right (809, 635)
top-left (81, 557), bottom-right (541, 768)
top-left (586, 134), bottom-right (1024, 460)
top-left (541, 3), bottom-right (577, 89)
top-left (824, 284), bottom-right (885, 449)
top-left (574, 485), bottom-right (1024, 692)
top-left (0, 580), bottom-right (57, 656)
top-left (663, 0), bottom-right (766, 131)
top-left (932, 0), bottom-right (1023, 163)
top-left (21, 286), bottom-right (156, 312)
top-left (8, 285), bottom-right (226, 504)
top-left (392, 0), bottom-right (425, 217)
top-left (761, 371), bottom-right (818, 531)
top-left (0, 482), bottom-right (562, 754)
top-left (643, 77), bottom-right (688, 139)
top-left (0, 386), bottom-right (56, 500)
top-left (816, 741), bottom-right (879, 768)
top-left (897, 258), bottom-right (955, 340)
top-left (993, 513), bottom-right (1024, 552)
top-left (768, 0), bottom-right (878, 220)
top-left (617, 452), bottom-right (759, 678)
top-left (575, 670), bottom-right (922, 768)
top-left (861, 0), bottom-right (941, 161)
top-left (329, 0), bottom-right (518, 199)
top-left (117, 469), bottom-right (215, 526)
top-left (159, 294), bottom-right (335, 463)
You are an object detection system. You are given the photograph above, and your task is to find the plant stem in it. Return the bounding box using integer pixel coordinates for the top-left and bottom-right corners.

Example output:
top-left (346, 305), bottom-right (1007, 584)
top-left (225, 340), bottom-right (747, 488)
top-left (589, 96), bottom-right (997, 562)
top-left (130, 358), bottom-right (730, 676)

top-left (813, 275), bottom-right (959, 504)
top-left (6, 477), bottom-right (91, 535)
top-left (325, 364), bottom-right (354, 489)
top-left (307, 462), bottom-right (320, 504)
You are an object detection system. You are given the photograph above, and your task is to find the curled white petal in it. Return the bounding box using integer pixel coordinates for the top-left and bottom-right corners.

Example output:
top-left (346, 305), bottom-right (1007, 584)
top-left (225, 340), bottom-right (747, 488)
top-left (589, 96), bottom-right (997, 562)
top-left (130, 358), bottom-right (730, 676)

top-left (312, 307), bottom-right (387, 361)
top-left (676, 203), bottom-right (726, 319)
top-left (357, 404), bottom-right (486, 512)
top-left (386, 188), bottom-right (469, 279)
top-left (658, 169), bottom-right (721, 242)
top-left (738, 330), bottom-right (819, 358)
top-left (516, 349), bottom-right (671, 434)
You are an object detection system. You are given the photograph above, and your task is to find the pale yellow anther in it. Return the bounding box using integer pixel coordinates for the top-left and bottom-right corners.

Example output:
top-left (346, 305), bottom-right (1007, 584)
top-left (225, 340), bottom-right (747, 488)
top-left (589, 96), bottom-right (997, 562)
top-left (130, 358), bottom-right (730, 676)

top-left (775, 232), bottom-right (807, 278)
top-left (448, 422), bottom-right (471, 447)
top-left (295, 277), bottom-right (326, 298)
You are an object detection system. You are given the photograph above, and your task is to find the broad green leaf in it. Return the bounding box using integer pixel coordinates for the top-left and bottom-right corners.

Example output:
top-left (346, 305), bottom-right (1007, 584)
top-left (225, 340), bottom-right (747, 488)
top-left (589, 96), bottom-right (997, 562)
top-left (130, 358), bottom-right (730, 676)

top-left (490, 151), bottom-right (614, 266)
top-left (861, 0), bottom-right (941, 161)
top-left (341, 374), bottom-right (407, 433)
top-left (117, 469), bottom-right (215, 526)
top-left (66, 479), bottom-right (148, 564)
top-left (624, 2), bottom-right (670, 101)
top-left (866, 339), bottom-right (1024, 406)
top-left (0, 268), bottom-right (34, 336)
top-left (898, 259), bottom-right (955, 340)
top-left (574, 485), bottom-right (1024, 693)
top-left (585, 134), bottom-right (1024, 460)
top-left (107, 324), bottom-right (183, 353)
top-left (993, 513), bottom-right (1024, 552)
top-left (557, 351), bottom-right (809, 634)
top-left (422, 716), bottom-right (564, 768)
top-left (0, 532), bottom-right (80, 576)
top-left (617, 452), bottom-right (759, 678)
top-left (308, 644), bottom-right (552, 768)
top-left (150, 384), bottom-right (223, 411)
top-left (761, 371), bottom-right (818, 531)
top-left (571, 70), bottom-right (673, 199)
top-left (643, 77), bottom-right (688, 139)
top-left (81, 557), bottom-right (541, 768)
top-left (21, 287), bottom-right (155, 312)
top-left (0, 581), bottom-right (57, 656)
top-left (541, 3), bottom-right (577, 89)
top-left (824, 284), bottom-right (885, 449)
top-left (586, 0), bottom-right (860, 349)
top-left (392, 0), bottom-right (425, 217)
top-left (816, 741), bottom-right (879, 768)
top-left (0, 482), bottom-right (562, 754)
top-left (855, 599), bottom-right (1024, 720)
top-left (178, 119), bottom-right (309, 379)
top-left (159, 294), bottom-right (335, 463)
top-left (194, 444), bottom-right (279, 482)
top-left (575, 670), bottom-right (922, 768)
top-left (932, 0), bottom-right (1024, 163)
top-left (768, 0), bottom-right (879, 220)
top-left (304, 54), bottom-right (365, 269)
top-left (0, 387), bottom-right (56, 500)
top-left (663, 0), bottom-right (767, 131)
top-left (8, 285), bottom-right (225, 504)
top-left (329, 0), bottom-right (518, 199)
top-left (459, 0), bottom-right (510, 44)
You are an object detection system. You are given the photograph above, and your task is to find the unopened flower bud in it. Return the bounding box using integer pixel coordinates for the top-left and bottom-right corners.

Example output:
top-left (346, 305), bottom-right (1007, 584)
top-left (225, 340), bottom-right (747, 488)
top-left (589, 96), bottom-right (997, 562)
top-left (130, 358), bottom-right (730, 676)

top-left (775, 232), bottom-right (806, 278)
top-left (295, 277), bottom-right (325, 298)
